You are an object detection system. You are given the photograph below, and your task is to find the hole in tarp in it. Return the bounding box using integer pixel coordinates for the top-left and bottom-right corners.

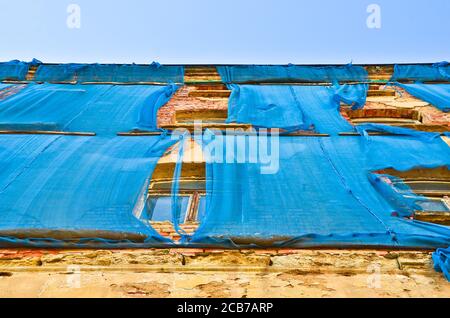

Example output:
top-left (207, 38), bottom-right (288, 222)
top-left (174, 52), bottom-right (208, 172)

top-left (147, 139), bottom-right (207, 242)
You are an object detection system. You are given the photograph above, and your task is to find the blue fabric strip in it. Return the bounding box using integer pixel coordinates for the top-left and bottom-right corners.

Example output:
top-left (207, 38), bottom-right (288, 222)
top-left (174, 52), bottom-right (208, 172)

top-left (188, 135), bottom-right (450, 248)
top-left (218, 64), bottom-right (368, 83)
top-left (0, 134), bottom-right (177, 245)
top-left (171, 133), bottom-right (190, 238)
top-left (35, 63), bottom-right (185, 83)
top-left (396, 83), bottom-right (450, 112)
top-left (391, 62), bottom-right (450, 82)
top-left (433, 247), bottom-right (450, 282)
top-left (0, 83), bottom-right (178, 134)
top-left (0, 60), bottom-right (30, 81)
top-left (226, 84), bottom-right (367, 134)
top-left (356, 123), bottom-right (442, 141)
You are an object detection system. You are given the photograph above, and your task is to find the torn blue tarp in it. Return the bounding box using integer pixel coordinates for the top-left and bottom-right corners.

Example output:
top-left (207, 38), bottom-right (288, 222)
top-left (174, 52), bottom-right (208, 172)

top-left (0, 83), bottom-right (178, 134)
top-left (34, 64), bottom-right (87, 82)
top-left (226, 84), bottom-right (368, 133)
top-left (391, 62), bottom-right (450, 82)
top-left (34, 63), bottom-right (184, 83)
top-left (396, 83), bottom-right (450, 112)
top-left (184, 131), bottom-right (450, 248)
top-left (218, 64), bottom-right (368, 83)
top-left (0, 134), bottom-right (177, 246)
top-left (0, 128), bottom-right (449, 249)
top-left (355, 123), bottom-right (443, 141)
top-left (355, 125), bottom-right (449, 170)
top-left (171, 133), bottom-right (191, 236)
top-left (0, 60), bottom-right (30, 81)
top-left (369, 174), bottom-right (431, 218)
top-left (433, 247), bottom-right (450, 282)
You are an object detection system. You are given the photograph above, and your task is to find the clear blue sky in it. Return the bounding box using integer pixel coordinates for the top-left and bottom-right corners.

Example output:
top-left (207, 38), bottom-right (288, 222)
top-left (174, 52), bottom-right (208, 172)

top-left (0, 0), bottom-right (449, 64)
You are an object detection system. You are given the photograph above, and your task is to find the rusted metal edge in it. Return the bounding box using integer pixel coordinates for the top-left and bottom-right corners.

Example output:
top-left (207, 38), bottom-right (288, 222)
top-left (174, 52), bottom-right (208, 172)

top-left (185, 80), bottom-right (391, 86)
top-left (0, 80), bottom-right (183, 86)
top-left (80, 81), bottom-right (184, 86)
top-left (117, 132), bottom-right (164, 136)
top-left (117, 131), bottom-right (330, 137)
top-left (0, 131), bottom-right (96, 136)
top-left (339, 132), bottom-right (448, 137)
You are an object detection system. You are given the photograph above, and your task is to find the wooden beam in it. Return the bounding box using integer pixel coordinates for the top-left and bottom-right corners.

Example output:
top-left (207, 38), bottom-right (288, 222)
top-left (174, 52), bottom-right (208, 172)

top-left (188, 90), bottom-right (231, 98)
top-left (0, 131), bottom-right (95, 136)
top-left (117, 131), bottom-right (163, 136)
top-left (339, 131), bottom-right (449, 136)
top-left (367, 90), bottom-right (396, 97)
top-left (414, 211), bottom-right (450, 226)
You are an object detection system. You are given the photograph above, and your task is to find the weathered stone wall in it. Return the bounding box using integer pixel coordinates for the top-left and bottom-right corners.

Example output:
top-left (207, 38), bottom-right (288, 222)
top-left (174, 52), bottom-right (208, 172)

top-left (0, 249), bottom-right (448, 298)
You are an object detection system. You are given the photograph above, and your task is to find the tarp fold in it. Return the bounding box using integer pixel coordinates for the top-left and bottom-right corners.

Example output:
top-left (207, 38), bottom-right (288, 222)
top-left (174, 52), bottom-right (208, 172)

top-left (226, 84), bottom-right (368, 134)
top-left (185, 134), bottom-right (450, 248)
top-left (433, 247), bottom-right (450, 282)
top-left (218, 64), bottom-right (368, 83)
top-left (0, 135), bottom-right (177, 246)
top-left (35, 63), bottom-right (184, 83)
top-left (0, 83), bottom-right (178, 134)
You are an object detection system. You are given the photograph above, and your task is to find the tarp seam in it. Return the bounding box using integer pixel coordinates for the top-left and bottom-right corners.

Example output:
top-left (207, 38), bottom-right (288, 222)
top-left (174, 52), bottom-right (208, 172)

top-left (317, 138), bottom-right (398, 244)
top-left (0, 136), bottom-right (62, 195)
top-left (60, 85), bottom-right (116, 132)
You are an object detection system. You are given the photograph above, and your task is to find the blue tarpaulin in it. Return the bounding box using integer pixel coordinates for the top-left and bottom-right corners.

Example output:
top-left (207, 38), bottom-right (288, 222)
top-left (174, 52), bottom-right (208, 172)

top-left (0, 60), bottom-right (30, 81)
top-left (226, 84), bottom-right (368, 133)
top-left (0, 62), bottom-right (449, 255)
top-left (0, 83), bottom-right (178, 134)
top-left (218, 64), bottom-right (368, 83)
top-left (34, 64), bottom-right (86, 82)
top-left (0, 128), bottom-right (448, 249)
top-left (0, 135), bottom-right (177, 246)
top-left (354, 125), bottom-right (449, 170)
top-left (391, 62), bottom-right (450, 82)
top-left (433, 247), bottom-right (450, 281)
top-left (181, 128), bottom-right (450, 248)
top-left (0, 84), bottom-right (12, 91)
top-left (396, 83), bottom-right (450, 112)
top-left (35, 63), bottom-right (185, 83)
top-left (355, 123), bottom-right (443, 140)
top-left (368, 174), bottom-right (427, 218)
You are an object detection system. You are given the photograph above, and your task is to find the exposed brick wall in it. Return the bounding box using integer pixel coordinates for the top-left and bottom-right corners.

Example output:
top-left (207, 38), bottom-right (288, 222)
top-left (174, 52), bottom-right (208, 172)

top-left (344, 85), bottom-right (450, 129)
top-left (159, 83), bottom-right (450, 130)
top-left (151, 222), bottom-right (199, 241)
top-left (157, 85), bottom-right (228, 127)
